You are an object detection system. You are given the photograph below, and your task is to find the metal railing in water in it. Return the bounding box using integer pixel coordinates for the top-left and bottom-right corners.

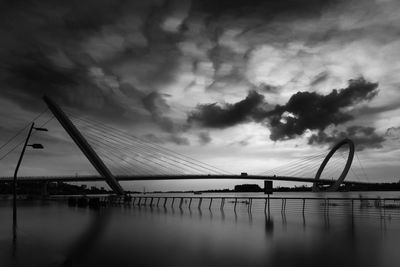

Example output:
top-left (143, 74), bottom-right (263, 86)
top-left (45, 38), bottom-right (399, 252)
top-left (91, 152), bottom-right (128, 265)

top-left (64, 195), bottom-right (400, 219)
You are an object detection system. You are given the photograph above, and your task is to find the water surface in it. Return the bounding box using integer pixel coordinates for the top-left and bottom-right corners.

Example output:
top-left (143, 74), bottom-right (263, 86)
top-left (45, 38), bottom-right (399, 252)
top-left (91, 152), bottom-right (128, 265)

top-left (1, 192), bottom-right (400, 267)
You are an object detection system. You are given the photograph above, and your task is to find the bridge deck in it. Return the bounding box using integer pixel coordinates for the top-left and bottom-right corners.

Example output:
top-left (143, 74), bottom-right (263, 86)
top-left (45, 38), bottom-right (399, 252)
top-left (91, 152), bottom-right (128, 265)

top-left (0, 174), bottom-right (369, 185)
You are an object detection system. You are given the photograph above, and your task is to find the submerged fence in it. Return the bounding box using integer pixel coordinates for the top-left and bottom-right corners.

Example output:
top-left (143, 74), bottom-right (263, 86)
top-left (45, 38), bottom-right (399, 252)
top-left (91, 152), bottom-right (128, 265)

top-left (65, 194), bottom-right (400, 220)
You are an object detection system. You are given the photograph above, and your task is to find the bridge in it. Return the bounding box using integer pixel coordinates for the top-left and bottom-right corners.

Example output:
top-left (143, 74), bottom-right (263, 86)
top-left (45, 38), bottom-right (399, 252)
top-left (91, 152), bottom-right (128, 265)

top-left (0, 96), bottom-right (375, 194)
top-left (0, 174), bottom-right (369, 185)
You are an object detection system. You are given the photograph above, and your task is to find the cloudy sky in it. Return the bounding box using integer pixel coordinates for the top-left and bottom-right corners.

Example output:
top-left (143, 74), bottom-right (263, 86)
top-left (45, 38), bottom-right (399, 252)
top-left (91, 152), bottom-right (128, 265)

top-left (1, 0), bottom-right (400, 191)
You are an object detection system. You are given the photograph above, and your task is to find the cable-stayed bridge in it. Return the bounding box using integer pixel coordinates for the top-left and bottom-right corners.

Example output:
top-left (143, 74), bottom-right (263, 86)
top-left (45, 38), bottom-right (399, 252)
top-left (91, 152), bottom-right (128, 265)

top-left (0, 96), bottom-right (376, 194)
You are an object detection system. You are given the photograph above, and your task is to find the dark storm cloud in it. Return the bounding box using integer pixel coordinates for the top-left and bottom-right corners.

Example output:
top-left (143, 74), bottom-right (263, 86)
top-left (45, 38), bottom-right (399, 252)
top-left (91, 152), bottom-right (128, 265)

top-left (0, 0), bottom-right (185, 125)
top-left (0, 0), bottom-right (129, 117)
top-left (188, 78), bottom-right (379, 142)
top-left (2, 50), bottom-right (126, 119)
top-left (308, 126), bottom-right (385, 151)
top-left (268, 78), bottom-right (378, 141)
top-left (188, 90), bottom-right (269, 128)
top-left (142, 92), bottom-right (175, 133)
top-left (194, 0), bottom-right (340, 18)
top-left (142, 91), bottom-right (190, 145)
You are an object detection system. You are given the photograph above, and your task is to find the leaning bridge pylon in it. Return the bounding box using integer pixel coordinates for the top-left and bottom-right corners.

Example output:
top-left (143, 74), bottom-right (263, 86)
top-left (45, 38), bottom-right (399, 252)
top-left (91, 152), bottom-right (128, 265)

top-left (312, 138), bottom-right (355, 192)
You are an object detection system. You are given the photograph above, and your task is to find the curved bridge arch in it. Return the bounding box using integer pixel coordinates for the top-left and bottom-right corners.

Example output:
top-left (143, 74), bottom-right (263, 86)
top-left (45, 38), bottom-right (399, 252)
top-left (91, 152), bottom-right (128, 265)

top-left (312, 139), bottom-right (355, 192)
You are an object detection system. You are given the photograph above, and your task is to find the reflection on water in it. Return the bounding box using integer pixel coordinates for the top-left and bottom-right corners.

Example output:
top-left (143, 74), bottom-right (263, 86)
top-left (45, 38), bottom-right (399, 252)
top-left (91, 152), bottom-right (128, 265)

top-left (2, 192), bottom-right (400, 267)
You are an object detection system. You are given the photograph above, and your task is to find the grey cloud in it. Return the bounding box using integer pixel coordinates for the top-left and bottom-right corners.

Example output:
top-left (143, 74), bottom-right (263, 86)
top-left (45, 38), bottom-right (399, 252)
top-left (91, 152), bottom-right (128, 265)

top-left (142, 91), bottom-right (187, 133)
top-left (386, 127), bottom-right (400, 141)
top-left (310, 71), bottom-right (329, 86)
top-left (268, 78), bottom-right (378, 141)
top-left (198, 132), bottom-right (212, 145)
top-left (0, 0), bottom-right (185, 124)
top-left (188, 90), bottom-right (270, 128)
top-left (2, 50), bottom-right (128, 121)
top-left (258, 83), bottom-right (280, 93)
top-left (194, 0), bottom-right (340, 19)
top-left (308, 126), bottom-right (385, 151)
top-left (188, 78), bottom-right (379, 142)
top-left (142, 133), bottom-right (190, 146)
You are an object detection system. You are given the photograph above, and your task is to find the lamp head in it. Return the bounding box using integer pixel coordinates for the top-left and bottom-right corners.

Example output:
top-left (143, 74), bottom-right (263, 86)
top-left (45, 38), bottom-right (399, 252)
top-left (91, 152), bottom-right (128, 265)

top-left (29, 144), bottom-right (44, 149)
top-left (34, 127), bottom-right (48, 132)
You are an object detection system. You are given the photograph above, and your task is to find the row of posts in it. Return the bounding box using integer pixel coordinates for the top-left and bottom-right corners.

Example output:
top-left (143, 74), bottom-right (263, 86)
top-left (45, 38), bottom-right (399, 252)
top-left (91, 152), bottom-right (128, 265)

top-left (122, 180), bottom-right (275, 211)
top-left (127, 196), bottom-right (279, 213)
top-left (106, 195), bottom-right (395, 216)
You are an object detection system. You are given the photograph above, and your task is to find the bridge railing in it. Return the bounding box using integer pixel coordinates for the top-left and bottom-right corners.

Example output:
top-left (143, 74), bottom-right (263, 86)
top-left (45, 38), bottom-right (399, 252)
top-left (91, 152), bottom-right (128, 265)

top-left (60, 194), bottom-right (400, 220)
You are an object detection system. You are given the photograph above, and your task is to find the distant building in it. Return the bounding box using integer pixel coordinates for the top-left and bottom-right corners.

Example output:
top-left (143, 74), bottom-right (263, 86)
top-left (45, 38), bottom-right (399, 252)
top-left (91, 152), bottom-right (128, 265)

top-left (234, 184), bottom-right (262, 192)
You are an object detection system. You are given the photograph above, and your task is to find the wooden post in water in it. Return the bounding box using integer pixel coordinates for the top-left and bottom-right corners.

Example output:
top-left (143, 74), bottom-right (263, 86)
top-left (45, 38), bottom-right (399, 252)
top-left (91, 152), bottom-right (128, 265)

top-left (264, 198), bottom-right (267, 213)
top-left (198, 198), bottom-right (203, 209)
top-left (234, 198), bottom-right (238, 211)
top-left (164, 198), bottom-right (168, 208)
top-left (383, 199), bottom-right (386, 217)
top-left (209, 198), bottom-right (213, 210)
top-left (248, 198), bottom-right (252, 212)
top-left (189, 198), bottom-right (192, 209)
top-left (327, 199), bottom-right (330, 214)
top-left (351, 199), bottom-right (354, 215)
top-left (179, 198), bottom-right (183, 208)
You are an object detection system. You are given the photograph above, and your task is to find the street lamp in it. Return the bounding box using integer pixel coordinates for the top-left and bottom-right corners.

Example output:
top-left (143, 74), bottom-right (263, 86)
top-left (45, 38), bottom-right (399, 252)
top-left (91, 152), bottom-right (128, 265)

top-left (13, 122), bottom-right (47, 221)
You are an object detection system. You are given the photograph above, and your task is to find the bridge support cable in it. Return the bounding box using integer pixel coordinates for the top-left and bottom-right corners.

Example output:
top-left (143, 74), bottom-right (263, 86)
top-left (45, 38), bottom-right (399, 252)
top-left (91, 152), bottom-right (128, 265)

top-left (83, 133), bottom-right (186, 175)
top-left (318, 157), bottom-right (348, 181)
top-left (82, 129), bottom-right (176, 173)
top-left (355, 152), bottom-right (370, 183)
top-left (43, 96), bottom-right (124, 195)
top-left (336, 148), bottom-right (367, 183)
top-left (313, 139), bottom-right (355, 192)
top-left (260, 152), bottom-right (327, 175)
top-left (283, 155), bottom-right (327, 176)
top-left (88, 141), bottom-right (154, 176)
top-left (285, 160), bottom-right (325, 178)
top-left (75, 122), bottom-right (202, 175)
top-left (0, 114), bottom-right (54, 162)
top-left (70, 117), bottom-right (219, 176)
top-left (76, 123), bottom-right (201, 175)
top-left (65, 111), bottom-right (229, 175)
top-left (95, 149), bottom-right (154, 176)
top-left (66, 112), bottom-right (228, 175)
top-left (260, 152), bottom-right (327, 177)
top-left (0, 108), bottom-right (49, 153)
top-left (73, 115), bottom-right (226, 174)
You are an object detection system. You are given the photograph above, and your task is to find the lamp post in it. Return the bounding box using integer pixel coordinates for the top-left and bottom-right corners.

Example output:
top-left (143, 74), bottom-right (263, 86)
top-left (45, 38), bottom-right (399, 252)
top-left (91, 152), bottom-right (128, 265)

top-left (13, 122), bottom-right (47, 223)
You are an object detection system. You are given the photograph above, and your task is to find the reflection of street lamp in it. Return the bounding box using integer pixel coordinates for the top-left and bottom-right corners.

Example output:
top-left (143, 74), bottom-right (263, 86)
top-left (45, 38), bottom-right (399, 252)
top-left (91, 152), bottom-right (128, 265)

top-left (13, 123), bottom-right (47, 216)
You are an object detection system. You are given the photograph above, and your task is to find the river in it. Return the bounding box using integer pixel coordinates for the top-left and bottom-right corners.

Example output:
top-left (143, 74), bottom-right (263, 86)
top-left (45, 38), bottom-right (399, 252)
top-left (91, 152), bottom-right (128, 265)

top-left (1, 191), bottom-right (400, 267)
